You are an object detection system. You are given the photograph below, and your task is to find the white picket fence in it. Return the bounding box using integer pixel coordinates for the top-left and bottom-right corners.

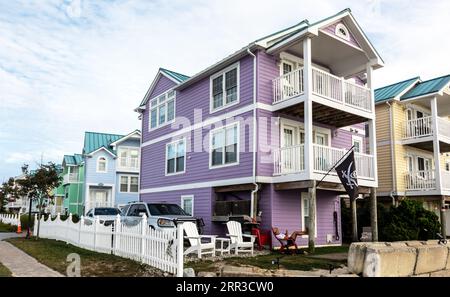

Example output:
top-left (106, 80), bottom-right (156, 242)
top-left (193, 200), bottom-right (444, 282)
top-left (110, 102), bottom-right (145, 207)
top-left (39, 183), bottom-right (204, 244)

top-left (35, 213), bottom-right (184, 276)
top-left (0, 213), bottom-right (20, 226)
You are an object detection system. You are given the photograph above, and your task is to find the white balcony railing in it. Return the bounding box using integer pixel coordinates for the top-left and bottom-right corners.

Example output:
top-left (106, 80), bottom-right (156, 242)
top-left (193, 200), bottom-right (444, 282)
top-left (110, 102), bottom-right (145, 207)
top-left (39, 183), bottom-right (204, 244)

top-left (273, 67), bottom-right (372, 112)
top-left (403, 117), bottom-right (433, 139)
top-left (63, 173), bottom-right (79, 184)
top-left (273, 144), bottom-right (305, 175)
top-left (273, 144), bottom-right (375, 179)
top-left (117, 157), bottom-right (139, 171)
top-left (273, 68), bottom-right (304, 104)
top-left (313, 144), bottom-right (375, 179)
top-left (405, 170), bottom-right (436, 191)
top-left (438, 118), bottom-right (450, 140)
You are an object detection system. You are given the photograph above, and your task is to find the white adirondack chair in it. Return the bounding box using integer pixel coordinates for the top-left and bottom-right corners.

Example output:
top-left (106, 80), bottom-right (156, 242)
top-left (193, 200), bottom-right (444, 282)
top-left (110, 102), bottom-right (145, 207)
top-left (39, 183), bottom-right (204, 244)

top-left (183, 222), bottom-right (216, 258)
top-left (226, 221), bottom-right (256, 255)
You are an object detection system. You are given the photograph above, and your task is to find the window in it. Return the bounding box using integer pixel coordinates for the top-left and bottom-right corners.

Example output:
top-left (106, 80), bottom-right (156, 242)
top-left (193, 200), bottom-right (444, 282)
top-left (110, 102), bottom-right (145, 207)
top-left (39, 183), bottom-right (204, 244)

top-left (282, 62), bottom-right (293, 75)
top-left (352, 136), bottom-right (363, 153)
top-left (210, 123), bottom-right (239, 168)
top-left (119, 175), bottom-right (139, 193)
top-left (210, 63), bottom-right (239, 112)
top-left (97, 157), bottom-right (107, 173)
top-left (181, 195), bottom-right (194, 216)
top-left (149, 90), bottom-right (175, 130)
top-left (166, 139), bottom-right (186, 175)
top-left (118, 147), bottom-right (139, 168)
top-left (300, 192), bottom-right (317, 236)
top-left (335, 23), bottom-right (350, 41)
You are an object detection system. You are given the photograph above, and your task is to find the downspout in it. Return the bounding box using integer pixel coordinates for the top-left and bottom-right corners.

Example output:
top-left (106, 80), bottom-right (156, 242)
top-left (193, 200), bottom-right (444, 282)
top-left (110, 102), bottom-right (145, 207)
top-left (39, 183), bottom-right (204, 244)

top-left (247, 48), bottom-right (259, 219)
top-left (386, 101), bottom-right (397, 206)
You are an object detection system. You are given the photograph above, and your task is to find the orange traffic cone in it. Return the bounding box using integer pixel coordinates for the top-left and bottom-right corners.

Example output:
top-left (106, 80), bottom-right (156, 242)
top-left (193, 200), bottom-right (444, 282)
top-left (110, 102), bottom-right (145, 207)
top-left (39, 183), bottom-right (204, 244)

top-left (16, 220), bottom-right (22, 234)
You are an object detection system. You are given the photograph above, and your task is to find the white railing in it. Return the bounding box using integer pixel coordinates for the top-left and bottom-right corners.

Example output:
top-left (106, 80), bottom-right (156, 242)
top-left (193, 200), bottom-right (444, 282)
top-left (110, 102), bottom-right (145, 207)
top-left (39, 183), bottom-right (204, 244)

top-left (344, 81), bottom-right (372, 111)
top-left (405, 171), bottom-right (436, 191)
top-left (63, 173), bottom-right (79, 184)
top-left (313, 144), bottom-right (375, 179)
top-left (273, 144), bottom-right (305, 175)
top-left (273, 68), bottom-right (304, 104)
top-left (0, 213), bottom-right (20, 226)
top-left (35, 214), bottom-right (184, 276)
top-left (117, 157), bottom-right (140, 171)
top-left (273, 67), bottom-right (372, 112)
top-left (312, 68), bottom-right (343, 103)
top-left (403, 117), bottom-right (433, 139)
top-left (442, 170), bottom-right (450, 190)
top-left (438, 118), bottom-right (450, 140)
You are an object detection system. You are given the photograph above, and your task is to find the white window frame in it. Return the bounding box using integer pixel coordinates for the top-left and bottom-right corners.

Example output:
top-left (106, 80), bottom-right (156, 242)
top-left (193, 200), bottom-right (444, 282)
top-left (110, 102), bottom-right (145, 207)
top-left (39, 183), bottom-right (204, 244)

top-left (181, 195), bottom-right (194, 216)
top-left (119, 175), bottom-right (139, 193)
top-left (117, 146), bottom-right (140, 168)
top-left (335, 23), bottom-right (350, 41)
top-left (148, 89), bottom-right (176, 131)
top-left (210, 62), bottom-right (240, 113)
top-left (300, 192), bottom-right (317, 238)
top-left (209, 122), bottom-right (240, 169)
top-left (279, 118), bottom-right (331, 147)
top-left (165, 138), bottom-right (186, 176)
top-left (96, 157), bottom-right (108, 173)
top-left (352, 135), bottom-right (363, 153)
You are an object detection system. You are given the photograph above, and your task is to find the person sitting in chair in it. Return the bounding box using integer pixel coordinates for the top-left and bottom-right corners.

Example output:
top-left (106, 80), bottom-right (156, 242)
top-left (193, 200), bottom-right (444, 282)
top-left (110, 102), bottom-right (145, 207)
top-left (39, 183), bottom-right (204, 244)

top-left (272, 227), bottom-right (308, 245)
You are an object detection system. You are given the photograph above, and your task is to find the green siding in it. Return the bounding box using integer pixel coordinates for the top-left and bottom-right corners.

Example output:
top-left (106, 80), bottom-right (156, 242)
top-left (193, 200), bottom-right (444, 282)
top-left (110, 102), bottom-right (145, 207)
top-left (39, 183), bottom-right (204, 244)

top-left (63, 164), bottom-right (85, 216)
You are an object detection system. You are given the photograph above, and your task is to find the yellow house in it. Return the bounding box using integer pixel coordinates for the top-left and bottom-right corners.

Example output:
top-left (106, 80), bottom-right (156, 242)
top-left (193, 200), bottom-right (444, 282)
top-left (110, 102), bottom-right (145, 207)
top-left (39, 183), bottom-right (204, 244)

top-left (374, 75), bottom-right (450, 222)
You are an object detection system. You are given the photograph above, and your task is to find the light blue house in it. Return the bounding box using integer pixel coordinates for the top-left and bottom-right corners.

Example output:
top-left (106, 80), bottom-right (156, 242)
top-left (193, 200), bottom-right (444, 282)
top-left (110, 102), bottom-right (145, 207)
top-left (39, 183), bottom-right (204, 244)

top-left (82, 130), bottom-right (141, 213)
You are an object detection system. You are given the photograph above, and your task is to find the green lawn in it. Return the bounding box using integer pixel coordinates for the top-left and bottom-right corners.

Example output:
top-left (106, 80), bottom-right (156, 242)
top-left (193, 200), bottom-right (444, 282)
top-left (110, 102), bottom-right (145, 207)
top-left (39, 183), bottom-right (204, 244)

top-left (6, 237), bottom-right (167, 277)
top-left (0, 222), bottom-right (16, 233)
top-left (186, 246), bottom-right (349, 272)
top-left (0, 262), bottom-right (12, 277)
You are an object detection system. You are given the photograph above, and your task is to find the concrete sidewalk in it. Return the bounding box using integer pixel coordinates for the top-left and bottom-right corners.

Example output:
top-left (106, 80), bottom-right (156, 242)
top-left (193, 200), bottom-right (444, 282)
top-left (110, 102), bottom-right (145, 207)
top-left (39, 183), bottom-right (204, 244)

top-left (0, 233), bottom-right (63, 277)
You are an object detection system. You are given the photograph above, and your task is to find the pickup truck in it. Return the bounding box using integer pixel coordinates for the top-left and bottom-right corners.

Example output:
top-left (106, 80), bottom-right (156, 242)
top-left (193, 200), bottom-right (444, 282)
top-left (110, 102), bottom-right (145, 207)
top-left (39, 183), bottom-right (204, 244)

top-left (121, 202), bottom-right (203, 232)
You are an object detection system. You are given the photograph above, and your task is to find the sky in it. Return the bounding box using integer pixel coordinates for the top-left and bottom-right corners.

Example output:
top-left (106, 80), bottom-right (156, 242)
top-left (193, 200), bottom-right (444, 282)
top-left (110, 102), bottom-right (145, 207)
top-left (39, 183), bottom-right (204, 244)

top-left (0, 0), bottom-right (449, 181)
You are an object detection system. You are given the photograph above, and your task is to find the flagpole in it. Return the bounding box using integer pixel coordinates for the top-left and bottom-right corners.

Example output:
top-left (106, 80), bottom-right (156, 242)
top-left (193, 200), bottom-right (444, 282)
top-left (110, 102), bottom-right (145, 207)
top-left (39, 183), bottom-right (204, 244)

top-left (316, 145), bottom-right (356, 188)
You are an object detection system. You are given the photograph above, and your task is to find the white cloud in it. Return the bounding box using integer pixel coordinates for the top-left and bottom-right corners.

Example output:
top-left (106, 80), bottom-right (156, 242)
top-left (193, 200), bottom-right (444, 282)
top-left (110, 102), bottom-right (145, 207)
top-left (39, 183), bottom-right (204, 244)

top-left (0, 0), bottom-right (449, 180)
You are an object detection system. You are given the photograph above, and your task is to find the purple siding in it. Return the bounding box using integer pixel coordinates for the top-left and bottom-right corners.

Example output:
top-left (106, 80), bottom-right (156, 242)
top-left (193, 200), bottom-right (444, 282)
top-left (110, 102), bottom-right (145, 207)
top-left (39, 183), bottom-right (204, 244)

top-left (143, 55), bottom-right (254, 143)
top-left (142, 75), bottom-right (178, 143)
top-left (257, 50), bottom-right (279, 105)
top-left (271, 186), bottom-right (341, 247)
top-left (256, 109), bottom-right (278, 177)
top-left (322, 22), bottom-right (360, 48)
top-left (141, 112), bottom-right (254, 189)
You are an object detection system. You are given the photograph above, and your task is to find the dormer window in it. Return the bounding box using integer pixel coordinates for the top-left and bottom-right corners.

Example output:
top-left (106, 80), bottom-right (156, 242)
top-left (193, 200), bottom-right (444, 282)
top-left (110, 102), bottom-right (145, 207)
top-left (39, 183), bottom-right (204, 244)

top-left (335, 23), bottom-right (350, 41)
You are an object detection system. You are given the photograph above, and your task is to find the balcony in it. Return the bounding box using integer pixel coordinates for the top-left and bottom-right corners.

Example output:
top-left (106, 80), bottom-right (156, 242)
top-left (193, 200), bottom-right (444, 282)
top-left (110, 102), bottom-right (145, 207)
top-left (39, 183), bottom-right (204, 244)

top-left (273, 144), bottom-right (375, 180)
top-left (116, 157), bottom-right (140, 172)
top-left (405, 170), bottom-right (450, 192)
top-left (63, 173), bottom-right (79, 184)
top-left (272, 67), bottom-right (372, 114)
top-left (402, 117), bottom-right (450, 152)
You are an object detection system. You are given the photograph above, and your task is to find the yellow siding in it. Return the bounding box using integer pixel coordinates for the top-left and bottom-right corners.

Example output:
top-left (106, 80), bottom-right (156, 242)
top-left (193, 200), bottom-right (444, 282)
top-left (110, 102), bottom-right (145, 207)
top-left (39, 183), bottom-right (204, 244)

top-left (375, 104), bottom-right (390, 142)
top-left (375, 103), bottom-right (393, 193)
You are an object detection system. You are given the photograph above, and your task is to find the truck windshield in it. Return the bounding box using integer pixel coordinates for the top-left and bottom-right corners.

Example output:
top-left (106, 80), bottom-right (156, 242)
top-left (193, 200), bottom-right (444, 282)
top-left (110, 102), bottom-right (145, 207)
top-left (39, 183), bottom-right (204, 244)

top-left (147, 204), bottom-right (188, 216)
top-left (94, 208), bottom-right (121, 216)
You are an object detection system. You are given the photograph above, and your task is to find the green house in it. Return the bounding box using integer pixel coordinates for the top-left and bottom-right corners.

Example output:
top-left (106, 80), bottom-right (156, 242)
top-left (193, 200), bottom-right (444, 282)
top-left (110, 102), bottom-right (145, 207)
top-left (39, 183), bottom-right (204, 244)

top-left (62, 154), bottom-right (85, 215)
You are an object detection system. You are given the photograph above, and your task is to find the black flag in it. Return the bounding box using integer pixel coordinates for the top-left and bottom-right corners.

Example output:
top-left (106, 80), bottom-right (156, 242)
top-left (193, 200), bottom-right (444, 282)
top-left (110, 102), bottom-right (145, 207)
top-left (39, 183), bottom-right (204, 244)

top-left (335, 150), bottom-right (359, 201)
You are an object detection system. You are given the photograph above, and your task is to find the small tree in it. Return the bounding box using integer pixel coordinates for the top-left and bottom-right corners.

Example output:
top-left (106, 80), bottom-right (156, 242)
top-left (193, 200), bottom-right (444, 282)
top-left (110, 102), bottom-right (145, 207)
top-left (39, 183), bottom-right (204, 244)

top-left (0, 178), bottom-right (18, 213)
top-left (17, 162), bottom-right (62, 239)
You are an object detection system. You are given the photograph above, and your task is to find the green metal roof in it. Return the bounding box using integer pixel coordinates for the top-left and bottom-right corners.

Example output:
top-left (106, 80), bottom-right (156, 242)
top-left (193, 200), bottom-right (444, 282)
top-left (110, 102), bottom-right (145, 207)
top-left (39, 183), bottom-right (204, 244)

top-left (401, 74), bottom-right (450, 100)
top-left (160, 68), bottom-right (190, 83)
top-left (374, 77), bottom-right (420, 103)
top-left (63, 154), bottom-right (83, 166)
top-left (83, 132), bottom-right (124, 155)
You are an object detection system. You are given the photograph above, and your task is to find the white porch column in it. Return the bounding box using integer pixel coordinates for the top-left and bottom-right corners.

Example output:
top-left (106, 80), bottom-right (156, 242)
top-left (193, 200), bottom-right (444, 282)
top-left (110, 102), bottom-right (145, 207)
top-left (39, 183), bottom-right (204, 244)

top-left (431, 96), bottom-right (442, 192)
top-left (366, 64), bottom-right (378, 186)
top-left (303, 37), bottom-right (313, 179)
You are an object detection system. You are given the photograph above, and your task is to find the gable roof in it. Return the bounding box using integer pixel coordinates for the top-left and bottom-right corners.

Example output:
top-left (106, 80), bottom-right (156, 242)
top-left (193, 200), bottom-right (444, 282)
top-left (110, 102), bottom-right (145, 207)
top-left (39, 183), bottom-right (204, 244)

top-left (83, 132), bottom-right (124, 155)
top-left (401, 74), bottom-right (450, 100)
top-left (109, 130), bottom-right (141, 147)
top-left (374, 77), bottom-right (420, 104)
top-left (138, 68), bottom-right (190, 108)
top-left (63, 154), bottom-right (83, 166)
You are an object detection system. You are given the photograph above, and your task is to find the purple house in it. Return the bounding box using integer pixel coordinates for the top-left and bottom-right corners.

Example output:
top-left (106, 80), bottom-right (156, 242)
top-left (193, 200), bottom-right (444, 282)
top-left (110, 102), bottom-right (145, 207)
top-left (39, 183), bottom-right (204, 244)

top-left (136, 9), bottom-right (383, 248)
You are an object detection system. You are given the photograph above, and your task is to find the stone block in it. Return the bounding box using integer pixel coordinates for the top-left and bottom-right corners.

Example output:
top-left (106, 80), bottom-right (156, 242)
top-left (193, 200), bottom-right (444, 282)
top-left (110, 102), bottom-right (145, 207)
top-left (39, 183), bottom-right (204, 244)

top-left (347, 242), bottom-right (386, 275)
top-left (363, 246), bottom-right (417, 277)
top-left (385, 241), bottom-right (407, 247)
top-left (446, 247), bottom-right (450, 270)
top-left (183, 268), bottom-right (196, 277)
top-left (197, 271), bottom-right (217, 277)
top-left (430, 269), bottom-right (450, 277)
top-left (414, 245), bottom-right (448, 275)
top-left (405, 241), bottom-right (425, 247)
